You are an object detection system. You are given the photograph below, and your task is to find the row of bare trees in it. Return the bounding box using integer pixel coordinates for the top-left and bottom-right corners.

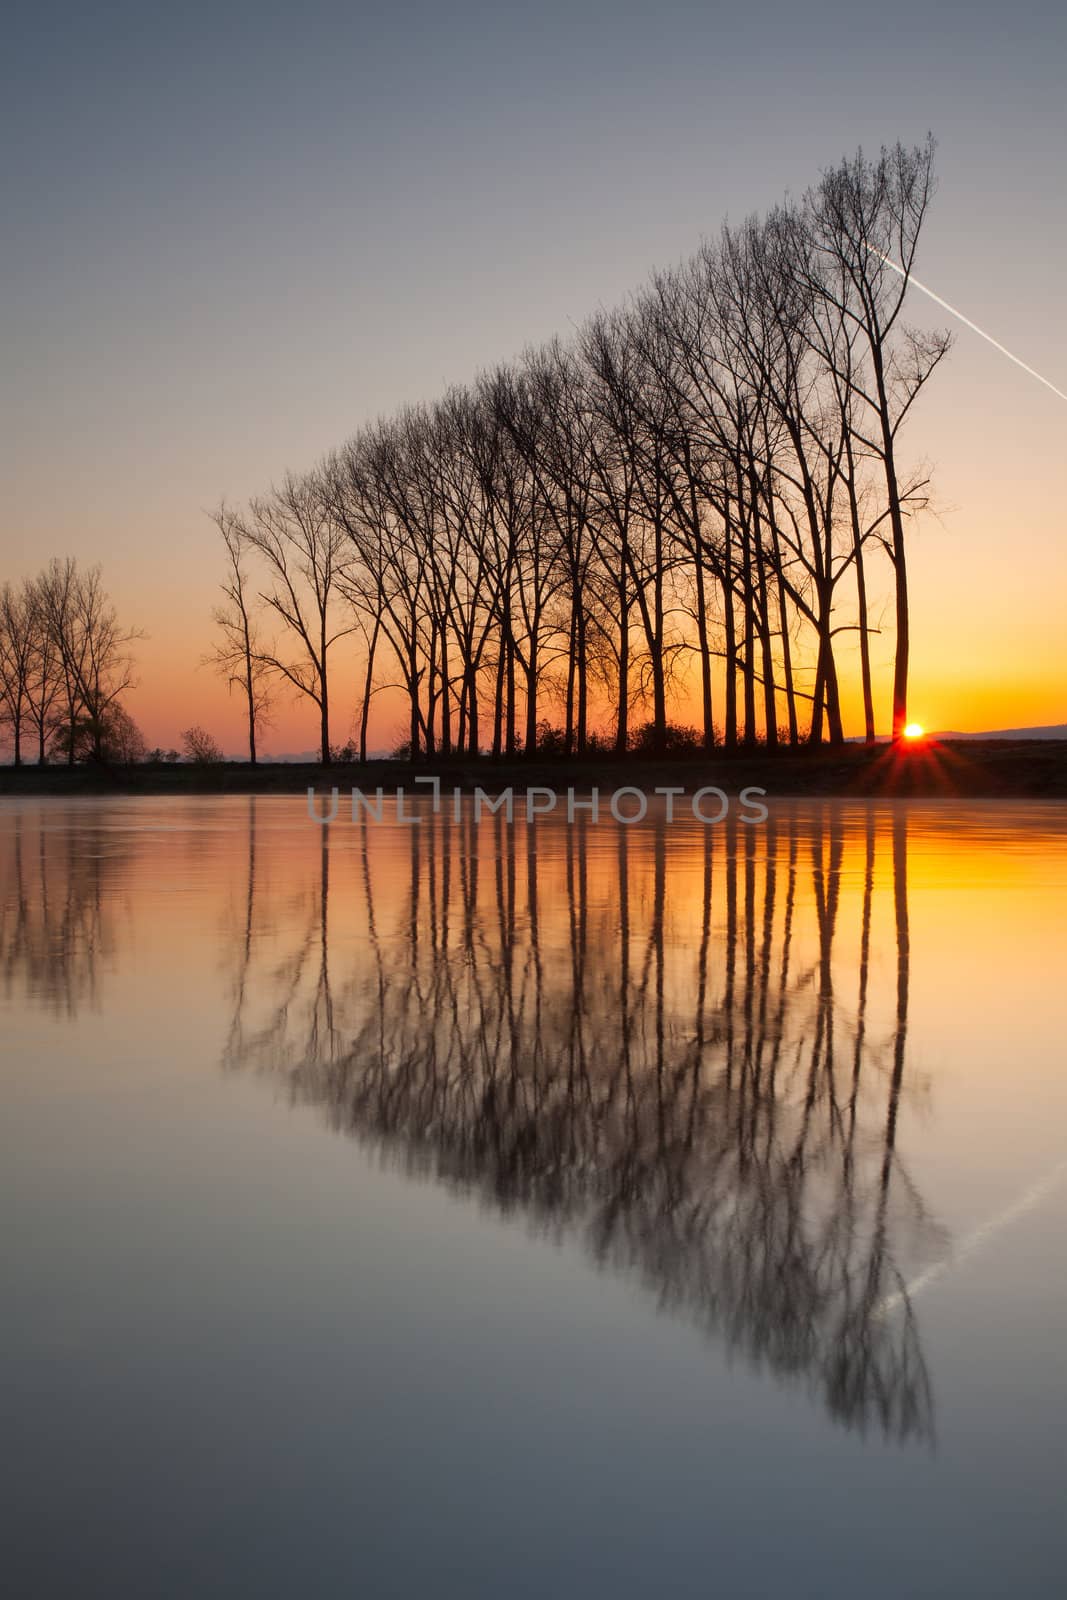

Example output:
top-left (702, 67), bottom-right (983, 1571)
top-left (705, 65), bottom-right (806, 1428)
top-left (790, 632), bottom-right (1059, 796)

top-left (0, 561), bottom-right (141, 765)
top-left (212, 140), bottom-right (949, 763)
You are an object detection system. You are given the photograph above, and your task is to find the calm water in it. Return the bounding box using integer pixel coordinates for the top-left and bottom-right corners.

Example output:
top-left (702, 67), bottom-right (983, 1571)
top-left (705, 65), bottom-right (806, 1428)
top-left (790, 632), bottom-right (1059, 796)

top-left (1, 795), bottom-right (1065, 1597)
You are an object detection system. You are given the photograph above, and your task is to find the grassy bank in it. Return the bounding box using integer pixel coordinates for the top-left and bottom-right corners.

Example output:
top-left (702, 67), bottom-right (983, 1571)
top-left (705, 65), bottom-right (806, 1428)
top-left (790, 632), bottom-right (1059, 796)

top-left (1, 739), bottom-right (1066, 800)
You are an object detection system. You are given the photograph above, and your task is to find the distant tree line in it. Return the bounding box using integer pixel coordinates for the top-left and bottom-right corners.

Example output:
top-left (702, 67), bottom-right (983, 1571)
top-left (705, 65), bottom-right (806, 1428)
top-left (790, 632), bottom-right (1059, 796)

top-left (212, 140), bottom-right (950, 765)
top-left (0, 560), bottom-right (142, 765)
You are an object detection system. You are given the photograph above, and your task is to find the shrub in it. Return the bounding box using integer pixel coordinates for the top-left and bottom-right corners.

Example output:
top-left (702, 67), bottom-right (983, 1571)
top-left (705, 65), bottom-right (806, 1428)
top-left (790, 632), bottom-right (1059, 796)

top-left (628, 720), bottom-right (701, 756)
top-left (180, 726), bottom-right (224, 764)
top-left (535, 720), bottom-right (568, 755)
top-left (50, 704), bottom-right (146, 764)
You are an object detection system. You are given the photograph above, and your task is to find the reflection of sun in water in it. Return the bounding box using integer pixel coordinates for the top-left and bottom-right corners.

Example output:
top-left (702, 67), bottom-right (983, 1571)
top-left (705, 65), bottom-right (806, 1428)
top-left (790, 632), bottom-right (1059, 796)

top-left (903, 723), bottom-right (925, 740)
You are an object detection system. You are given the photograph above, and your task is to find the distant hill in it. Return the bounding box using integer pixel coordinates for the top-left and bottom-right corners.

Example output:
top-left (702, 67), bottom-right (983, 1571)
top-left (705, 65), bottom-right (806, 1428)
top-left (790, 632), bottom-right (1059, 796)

top-left (931, 725), bottom-right (1067, 741)
top-left (841, 724), bottom-right (1067, 745)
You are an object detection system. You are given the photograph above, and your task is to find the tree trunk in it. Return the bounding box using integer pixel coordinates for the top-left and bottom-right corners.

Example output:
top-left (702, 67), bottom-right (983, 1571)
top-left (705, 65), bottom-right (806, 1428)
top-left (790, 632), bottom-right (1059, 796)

top-left (615, 573), bottom-right (629, 755)
top-left (505, 632), bottom-right (516, 757)
top-left (319, 697), bottom-right (330, 766)
top-left (769, 519), bottom-right (798, 747)
top-left (576, 602), bottom-right (588, 756)
top-left (722, 577), bottom-right (737, 752)
top-left (651, 517), bottom-right (666, 751)
top-left (408, 636), bottom-right (420, 758)
top-left (358, 617), bottom-right (381, 764)
top-left (439, 628), bottom-right (452, 757)
top-left (564, 602), bottom-right (577, 755)
top-left (492, 634), bottom-right (506, 759)
top-left (467, 666), bottom-right (479, 755)
top-left (891, 547), bottom-right (909, 743)
top-left (872, 346), bottom-right (910, 741)
top-left (750, 482), bottom-right (777, 749)
top-left (694, 554), bottom-right (714, 751)
top-left (844, 446), bottom-right (876, 745)
top-left (319, 615), bottom-right (330, 765)
top-left (809, 648), bottom-right (825, 746)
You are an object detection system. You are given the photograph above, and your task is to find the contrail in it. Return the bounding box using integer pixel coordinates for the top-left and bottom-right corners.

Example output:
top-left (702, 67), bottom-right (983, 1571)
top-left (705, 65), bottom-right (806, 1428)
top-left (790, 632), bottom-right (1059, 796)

top-left (864, 243), bottom-right (1067, 404)
top-left (874, 1156), bottom-right (1067, 1321)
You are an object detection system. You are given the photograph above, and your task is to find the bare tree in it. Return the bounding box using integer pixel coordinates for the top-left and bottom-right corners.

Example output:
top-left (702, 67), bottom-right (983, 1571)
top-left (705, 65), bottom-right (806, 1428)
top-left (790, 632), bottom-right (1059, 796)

top-left (0, 583), bottom-right (34, 765)
top-left (23, 577), bottom-right (63, 764)
top-left (206, 505), bottom-right (274, 763)
top-left (181, 725), bottom-right (224, 764)
top-left (237, 473), bottom-right (355, 765)
top-left (36, 560), bottom-right (142, 764)
top-left (804, 139), bottom-right (951, 741)
top-left (486, 362), bottom-right (569, 758)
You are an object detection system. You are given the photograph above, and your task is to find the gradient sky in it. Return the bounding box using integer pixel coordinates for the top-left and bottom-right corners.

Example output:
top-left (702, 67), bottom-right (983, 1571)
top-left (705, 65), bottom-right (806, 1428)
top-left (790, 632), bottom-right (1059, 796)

top-left (3, 0), bottom-right (1064, 751)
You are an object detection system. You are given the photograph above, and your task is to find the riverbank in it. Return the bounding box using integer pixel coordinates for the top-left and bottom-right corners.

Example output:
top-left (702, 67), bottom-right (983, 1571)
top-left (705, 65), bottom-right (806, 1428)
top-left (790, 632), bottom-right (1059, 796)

top-left (1, 739), bottom-right (1065, 799)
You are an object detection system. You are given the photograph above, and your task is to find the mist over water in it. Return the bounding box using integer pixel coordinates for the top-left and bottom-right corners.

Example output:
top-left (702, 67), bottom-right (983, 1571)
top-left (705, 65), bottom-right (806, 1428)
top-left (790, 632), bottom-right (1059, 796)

top-left (2, 797), bottom-right (1065, 1597)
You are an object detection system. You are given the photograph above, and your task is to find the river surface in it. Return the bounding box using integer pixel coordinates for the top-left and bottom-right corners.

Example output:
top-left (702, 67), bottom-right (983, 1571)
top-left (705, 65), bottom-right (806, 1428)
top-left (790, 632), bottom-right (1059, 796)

top-left (1, 795), bottom-right (1065, 1597)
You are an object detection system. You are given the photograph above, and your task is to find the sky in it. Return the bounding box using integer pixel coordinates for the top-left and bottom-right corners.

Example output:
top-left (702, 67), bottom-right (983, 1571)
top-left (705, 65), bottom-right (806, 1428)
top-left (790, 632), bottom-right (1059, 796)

top-left (2, 0), bottom-right (1065, 752)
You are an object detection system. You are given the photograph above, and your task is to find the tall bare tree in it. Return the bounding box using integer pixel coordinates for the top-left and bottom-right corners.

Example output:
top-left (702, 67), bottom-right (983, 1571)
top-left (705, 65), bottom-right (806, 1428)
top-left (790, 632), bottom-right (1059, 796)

top-left (238, 474), bottom-right (355, 765)
top-left (804, 139), bottom-right (951, 741)
top-left (206, 505), bottom-right (274, 764)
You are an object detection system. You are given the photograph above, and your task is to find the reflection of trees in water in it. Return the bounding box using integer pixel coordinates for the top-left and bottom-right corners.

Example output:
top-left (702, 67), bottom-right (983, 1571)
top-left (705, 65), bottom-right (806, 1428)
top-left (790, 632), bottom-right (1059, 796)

top-left (0, 808), bottom-right (125, 1015)
top-left (221, 798), bottom-right (340, 1072)
top-left (225, 804), bottom-right (938, 1445)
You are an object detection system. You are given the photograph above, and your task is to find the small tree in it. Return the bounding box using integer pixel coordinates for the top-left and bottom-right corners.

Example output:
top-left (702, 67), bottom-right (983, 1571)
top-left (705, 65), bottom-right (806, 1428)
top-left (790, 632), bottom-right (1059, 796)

top-left (37, 559), bottom-right (143, 764)
top-left (103, 705), bottom-right (147, 763)
top-left (0, 582), bottom-right (34, 764)
top-left (50, 702), bottom-right (146, 764)
top-left (181, 726), bottom-right (224, 764)
top-left (206, 505), bottom-right (274, 763)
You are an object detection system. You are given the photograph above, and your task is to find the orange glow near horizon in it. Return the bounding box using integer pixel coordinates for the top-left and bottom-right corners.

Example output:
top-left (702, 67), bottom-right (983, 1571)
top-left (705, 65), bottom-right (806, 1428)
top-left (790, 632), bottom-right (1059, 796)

top-left (109, 538), bottom-right (1067, 757)
top-left (118, 636), bottom-right (1061, 758)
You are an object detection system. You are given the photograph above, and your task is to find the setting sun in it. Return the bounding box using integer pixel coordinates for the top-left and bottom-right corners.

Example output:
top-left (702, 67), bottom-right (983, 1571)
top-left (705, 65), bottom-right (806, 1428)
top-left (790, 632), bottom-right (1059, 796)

top-left (903, 723), bottom-right (925, 739)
